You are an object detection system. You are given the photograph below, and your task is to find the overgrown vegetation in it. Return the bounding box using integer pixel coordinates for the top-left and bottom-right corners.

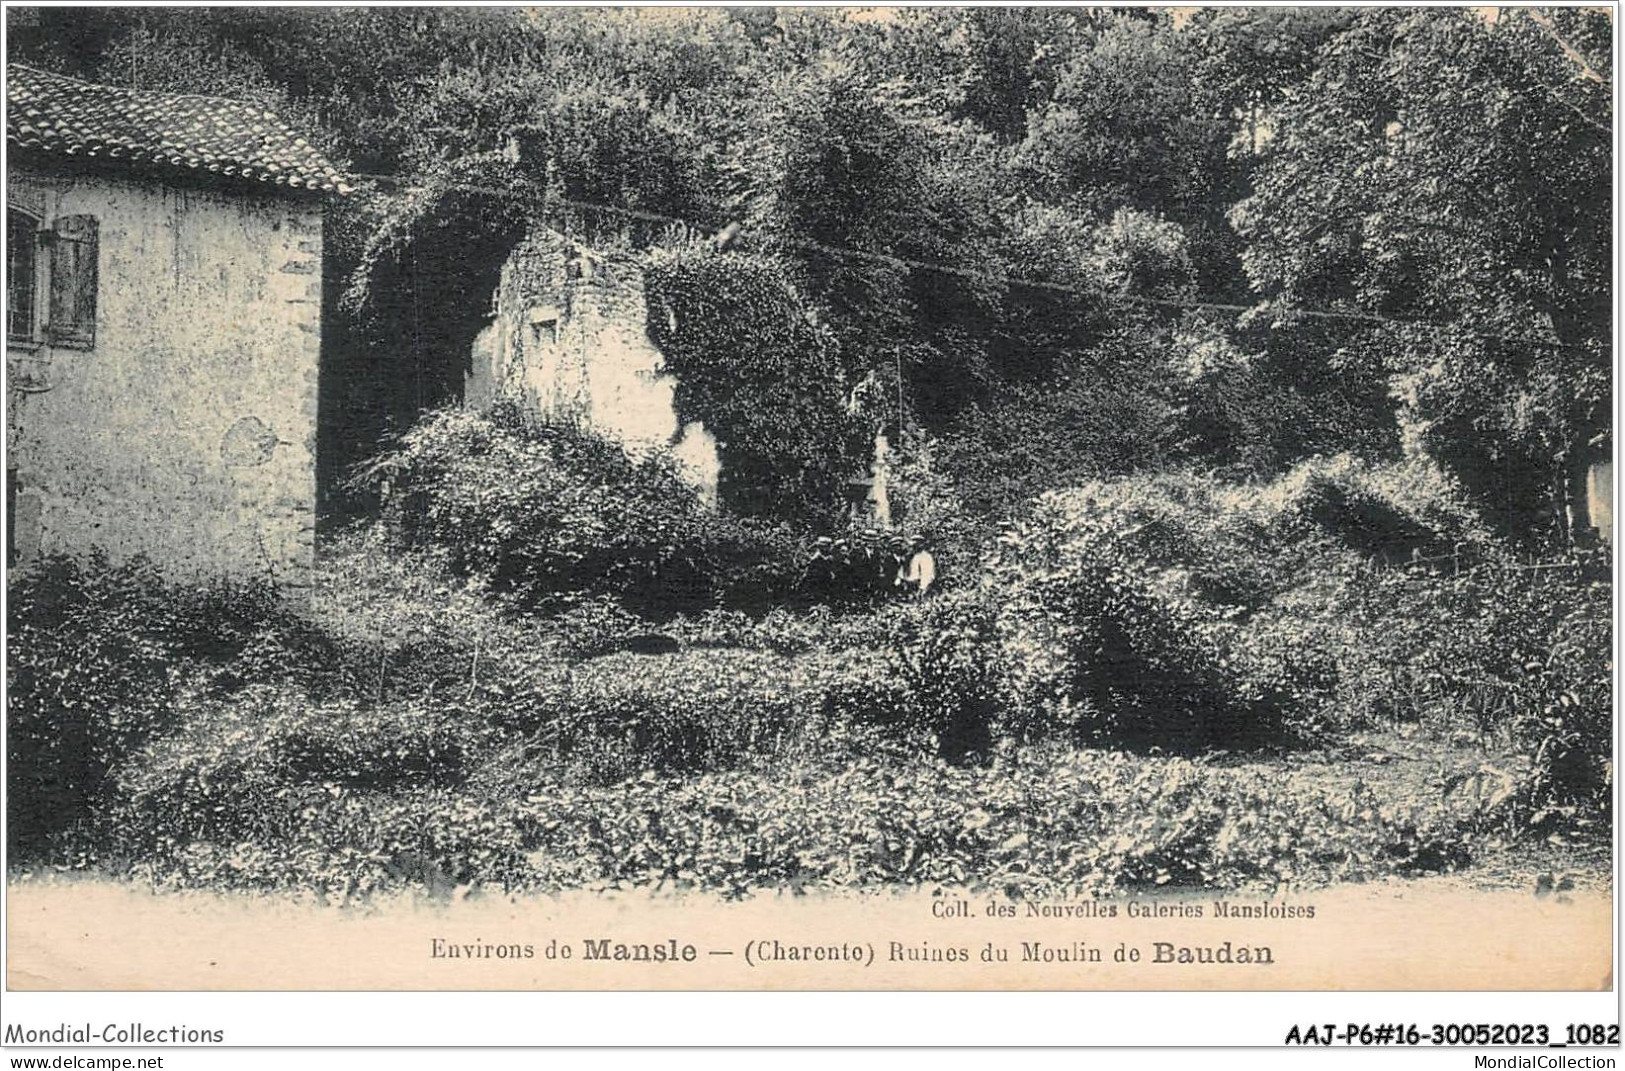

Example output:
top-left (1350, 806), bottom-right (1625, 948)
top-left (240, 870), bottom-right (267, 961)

top-left (643, 249), bottom-right (851, 525)
top-left (9, 445), bottom-right (1610, 896)
top-left (6, 7), bottom-right (1611, 898)
top-left (349, 401), bottom-right (727, 612)
top-left (18, 7), bottom-right (1606, 537)
top-left (345, 402), bottom-right (924, 613)
top-left (13, 549), bottom-right (1495, 900)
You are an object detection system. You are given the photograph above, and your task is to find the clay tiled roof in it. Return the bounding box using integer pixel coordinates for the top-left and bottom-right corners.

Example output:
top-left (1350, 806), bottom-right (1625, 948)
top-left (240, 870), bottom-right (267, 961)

top-left (7, 64), bottom-right (350, 194)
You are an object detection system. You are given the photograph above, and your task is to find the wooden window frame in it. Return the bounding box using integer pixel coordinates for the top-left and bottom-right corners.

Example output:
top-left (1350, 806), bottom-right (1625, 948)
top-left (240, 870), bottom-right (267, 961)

top-left (6, 209), bottom-right (99, 351)
top-left (7, 207), bottom-right (44, 349)
top-left (46, 214), bottom-right (98, 350)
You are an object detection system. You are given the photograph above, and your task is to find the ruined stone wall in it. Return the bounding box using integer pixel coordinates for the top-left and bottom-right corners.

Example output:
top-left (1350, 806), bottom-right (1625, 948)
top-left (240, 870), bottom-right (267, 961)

top-left (6, 165), bottom-right (322, 590)
top-left (467, 230), bottom-right (719, 504)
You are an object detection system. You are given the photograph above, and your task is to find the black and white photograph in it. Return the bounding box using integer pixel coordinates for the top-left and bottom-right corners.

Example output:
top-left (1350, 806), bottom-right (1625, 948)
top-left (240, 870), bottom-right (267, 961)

top-left (0, 0), bottom-right (1616, 1050)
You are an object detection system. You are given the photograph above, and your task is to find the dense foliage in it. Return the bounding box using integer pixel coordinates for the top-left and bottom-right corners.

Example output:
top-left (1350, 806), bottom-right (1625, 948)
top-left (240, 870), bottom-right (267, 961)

top-left (12, 5), bottom-right (1599, 523)
top-left (348, 404), bottom-right (931, 612)
top-left (7, 557), bottom-right (344, 858)
top-left (6, 8), bottom-right (1611, 900)
top-left (14, 7), bottom-right (1608, 541)
top-left (1336, 551), bottom-right (1612, 822)
top-left (1233, 8), bottom-right (1611, 542)
top-left (643, 249), bottom-right (850, 524)
top-left (350, 402), bottom-right (727, 611)
top-left (12, 554), bottom-right (1489, 899)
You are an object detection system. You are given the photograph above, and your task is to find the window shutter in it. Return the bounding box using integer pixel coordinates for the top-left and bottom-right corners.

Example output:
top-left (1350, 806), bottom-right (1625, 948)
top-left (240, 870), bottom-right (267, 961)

top-left (47, 215), bottom-right (97, 350)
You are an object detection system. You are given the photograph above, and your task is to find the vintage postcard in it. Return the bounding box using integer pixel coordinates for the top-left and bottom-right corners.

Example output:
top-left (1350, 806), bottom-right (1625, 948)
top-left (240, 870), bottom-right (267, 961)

top-left (2, 4), bottom-right (1614, 1005)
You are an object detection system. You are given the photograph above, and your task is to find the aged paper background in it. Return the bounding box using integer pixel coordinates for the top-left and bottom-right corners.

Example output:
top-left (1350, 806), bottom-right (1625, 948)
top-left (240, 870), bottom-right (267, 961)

top-left (6, 880), bottom-right (1610, 991)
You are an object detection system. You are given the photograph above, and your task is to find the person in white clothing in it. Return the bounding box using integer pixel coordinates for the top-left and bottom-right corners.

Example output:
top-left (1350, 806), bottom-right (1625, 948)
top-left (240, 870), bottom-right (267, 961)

top-left (895, 546), bottom-right (937, 596)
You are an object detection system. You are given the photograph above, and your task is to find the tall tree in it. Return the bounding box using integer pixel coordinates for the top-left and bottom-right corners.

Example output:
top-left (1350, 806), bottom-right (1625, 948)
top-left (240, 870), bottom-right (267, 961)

top-left (1232, 8), bottom-right (1611, 543)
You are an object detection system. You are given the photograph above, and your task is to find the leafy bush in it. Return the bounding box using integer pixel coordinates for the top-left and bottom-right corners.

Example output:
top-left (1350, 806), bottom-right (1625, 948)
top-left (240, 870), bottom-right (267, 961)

top-left (7, 555), bottom-right (343, 859)
top-left (91, 743), bottom-right (1474, 901)
top-left (986, 491), bottom-right (1316, 749)
top-left (1083, 206), bottom-right (1197, 300)
top-left (930, 337), bottom-right (1180, 541)
top-left (1336, 549), bottom-right (1611, 819)
top-left (1255, 453), bottom-right (1494, 563)
top-left (1163, 316), bottom-right (1297, 475)
top-left (13, 450), bottom-right (1599, 898)
top-left (352, 403), bottom-right (732, 612)
top-left (887, 589), bottom-right (1002, 762)
top-left (309, 527), bottom-right (924, 765)
top-left (44, 548), bottom-right (925, 890)
top-left (644, 249), bottom-right (852, 526)
top-left (970, 456), bottom-right (1521, 752)
top-left (8, 557), bottom-right (175, 858)
top-left (109, 684), bottom-right (498, 870)
top-left (796, 524), bottom-right (912, 604)
top-left (347, 403), bottom-right (932, 615)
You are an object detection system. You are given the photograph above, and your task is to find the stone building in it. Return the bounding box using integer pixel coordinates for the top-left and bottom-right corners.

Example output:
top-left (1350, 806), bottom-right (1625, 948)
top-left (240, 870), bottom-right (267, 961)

top-left (6, 65), bottom-right (348, 589)
top-left (466, 229), bottom-right (720, 504)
